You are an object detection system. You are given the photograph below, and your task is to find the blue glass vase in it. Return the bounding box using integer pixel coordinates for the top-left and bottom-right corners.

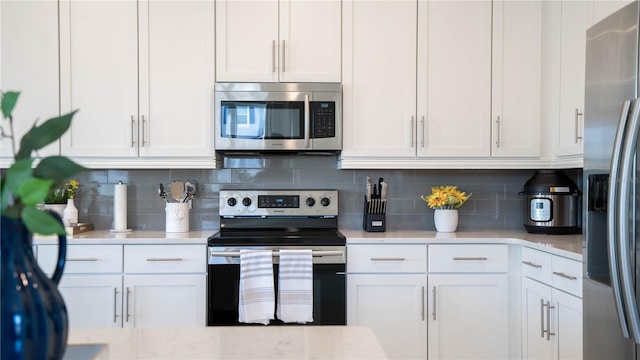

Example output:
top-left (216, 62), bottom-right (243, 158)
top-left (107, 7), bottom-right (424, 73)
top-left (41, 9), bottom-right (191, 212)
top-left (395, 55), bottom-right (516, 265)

top-left (1, 213), bottom-right (68, 359)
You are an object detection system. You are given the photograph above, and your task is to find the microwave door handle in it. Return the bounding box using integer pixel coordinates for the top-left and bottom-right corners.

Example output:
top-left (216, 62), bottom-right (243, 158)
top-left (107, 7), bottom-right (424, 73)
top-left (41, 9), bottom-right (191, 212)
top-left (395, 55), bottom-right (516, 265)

top-left (304, 94), bottom-right (310, 149)
top-left (618, 98), bottom-right (640, 343)
top-left (609, 100), bottom-right (632, 339)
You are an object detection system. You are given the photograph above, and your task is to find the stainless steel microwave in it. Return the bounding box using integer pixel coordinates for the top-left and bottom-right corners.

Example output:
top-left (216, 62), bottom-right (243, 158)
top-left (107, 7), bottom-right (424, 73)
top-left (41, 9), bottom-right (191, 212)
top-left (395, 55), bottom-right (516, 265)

top-left (214, 83), bottom-right (342, 152)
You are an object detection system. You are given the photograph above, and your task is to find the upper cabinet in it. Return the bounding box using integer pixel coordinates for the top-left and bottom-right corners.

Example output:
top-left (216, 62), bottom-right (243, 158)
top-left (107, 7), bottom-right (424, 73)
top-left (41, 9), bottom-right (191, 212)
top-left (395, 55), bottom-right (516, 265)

top-left (557, 1), bottom-right (588, 159)
top-left (59, 0), bottom-right (216, 168)
top-left (0, 0), bottom-right (60, 167)
top-left (340, 0), bottom-right (542, 169)
top-left (215, 0), bottom-right (341, 83)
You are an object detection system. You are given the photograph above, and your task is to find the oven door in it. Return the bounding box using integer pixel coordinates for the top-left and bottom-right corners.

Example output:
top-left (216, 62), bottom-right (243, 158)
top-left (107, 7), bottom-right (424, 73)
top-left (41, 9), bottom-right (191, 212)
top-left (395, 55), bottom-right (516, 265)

top-left (215, 91), bottom-right (312, 151)
top-left (207, 246), bottom-right (346, 326)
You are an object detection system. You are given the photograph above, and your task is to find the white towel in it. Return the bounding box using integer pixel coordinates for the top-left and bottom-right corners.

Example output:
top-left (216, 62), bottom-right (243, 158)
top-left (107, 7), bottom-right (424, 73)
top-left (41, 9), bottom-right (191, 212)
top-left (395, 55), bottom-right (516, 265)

top-left (277, 249), bottom-right (314, 324)
top-left (238, 250), bottom-right (275, 325)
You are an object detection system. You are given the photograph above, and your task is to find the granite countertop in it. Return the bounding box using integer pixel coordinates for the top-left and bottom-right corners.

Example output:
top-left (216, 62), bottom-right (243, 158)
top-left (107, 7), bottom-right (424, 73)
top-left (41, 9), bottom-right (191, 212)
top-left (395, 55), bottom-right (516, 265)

top-left (341, 229), bottom-right (584, 260)
top-left (34, 228), bottom-right (583, 260)
top-left (66, 326), bottom-right (387, 359)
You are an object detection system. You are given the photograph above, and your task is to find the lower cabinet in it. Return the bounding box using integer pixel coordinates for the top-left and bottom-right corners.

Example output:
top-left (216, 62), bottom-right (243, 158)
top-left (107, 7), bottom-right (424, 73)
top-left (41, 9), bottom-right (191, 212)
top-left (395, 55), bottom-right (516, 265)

top-left (428, 244), bottom-right (510, 360)
top-left (521, 247), bottom-right (583, 360)
top-left (346, 244), bottom-right (428, 359)
top-left (37, 243), bottom-right (206, 329)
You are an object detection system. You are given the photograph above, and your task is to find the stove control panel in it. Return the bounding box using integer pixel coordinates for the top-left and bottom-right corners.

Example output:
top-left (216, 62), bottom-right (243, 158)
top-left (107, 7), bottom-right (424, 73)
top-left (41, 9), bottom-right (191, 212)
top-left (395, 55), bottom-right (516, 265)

top-left (219, 190), bottom-right (338, 217)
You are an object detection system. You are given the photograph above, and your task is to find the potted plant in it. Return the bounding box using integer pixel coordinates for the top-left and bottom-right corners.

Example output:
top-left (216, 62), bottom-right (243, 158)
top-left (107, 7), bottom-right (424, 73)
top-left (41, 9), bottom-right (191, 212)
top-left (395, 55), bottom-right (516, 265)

top-left (420, 185), bottom-right (472, 232)
top-left (1, 90), bottom-right (86, 359)
top-left (43, 179), bottom-right (80, 225)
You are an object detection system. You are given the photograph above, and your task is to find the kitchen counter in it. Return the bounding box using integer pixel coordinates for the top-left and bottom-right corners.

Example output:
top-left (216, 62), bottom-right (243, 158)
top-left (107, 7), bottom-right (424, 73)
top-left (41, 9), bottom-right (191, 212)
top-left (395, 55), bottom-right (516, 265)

top-left (65, 326), bottom-right (387, 359)
top-left (34, 229), bottom-right (582, 260)
top-left (341, 229), bottom-right (583, 260)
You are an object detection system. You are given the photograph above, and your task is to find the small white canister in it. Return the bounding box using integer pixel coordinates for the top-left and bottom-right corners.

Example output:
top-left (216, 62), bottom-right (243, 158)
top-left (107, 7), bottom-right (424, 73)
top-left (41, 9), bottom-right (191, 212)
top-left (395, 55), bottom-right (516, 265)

top-left (165, 202), bottom-right (189, 233)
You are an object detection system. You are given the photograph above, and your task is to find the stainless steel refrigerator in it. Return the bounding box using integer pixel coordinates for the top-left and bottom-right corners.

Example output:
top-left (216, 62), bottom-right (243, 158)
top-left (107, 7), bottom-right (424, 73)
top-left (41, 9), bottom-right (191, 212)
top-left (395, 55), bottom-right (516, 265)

top-left (584, 1), bottom-right (640, 358)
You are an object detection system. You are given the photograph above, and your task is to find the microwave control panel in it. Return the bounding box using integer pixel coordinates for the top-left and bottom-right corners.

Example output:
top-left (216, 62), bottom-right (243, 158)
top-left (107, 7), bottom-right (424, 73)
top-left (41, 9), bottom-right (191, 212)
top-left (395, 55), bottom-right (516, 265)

top-left (311, 101), bottom-right (336, 138)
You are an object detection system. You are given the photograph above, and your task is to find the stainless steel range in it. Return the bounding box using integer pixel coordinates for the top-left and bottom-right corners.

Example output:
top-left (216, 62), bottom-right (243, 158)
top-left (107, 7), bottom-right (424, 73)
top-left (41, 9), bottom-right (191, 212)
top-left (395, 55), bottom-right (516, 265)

top-left (207, 189), bottom-right (346, 326)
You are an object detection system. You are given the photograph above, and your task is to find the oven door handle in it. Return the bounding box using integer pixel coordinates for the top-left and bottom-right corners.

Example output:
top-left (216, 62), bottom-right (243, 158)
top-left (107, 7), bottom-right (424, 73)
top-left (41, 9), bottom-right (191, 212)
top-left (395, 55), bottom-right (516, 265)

top-left (209, 250), bottom-right (344, 258)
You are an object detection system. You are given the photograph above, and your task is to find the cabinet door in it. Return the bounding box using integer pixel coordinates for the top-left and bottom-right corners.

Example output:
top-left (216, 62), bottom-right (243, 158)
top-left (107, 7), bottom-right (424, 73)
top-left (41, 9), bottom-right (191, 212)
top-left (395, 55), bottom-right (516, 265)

top-left (341, 0), bottom-right (417, 158)
top-left (59, 0), bottom-right (139, 158)
top-left (0, 0), bottom-right (59, 164)
top-left (416, 0), bottom-right (492, 158)
top-left (522, 277), bottom-right (554, 360)
top-left (138, 0), bottom-right (214, 158)
top-left (552, 289), bottom-right (582, 360)
top-left (491, 0), bottom-right (542, 158)
top-left (59, 275), bottom-right (123, 328)
top-left (279, 0), bottom-right (341, 82)
top-left (123, 274), bottom-right (206, 328)
top-left (347, 274), bottom-right (427, 359)
top-left (557, 0), bottom-right (587, 157)
top-left (428, 274), bottom-right (509, 359)
top-left (215, 0), bottom-right (279, 82)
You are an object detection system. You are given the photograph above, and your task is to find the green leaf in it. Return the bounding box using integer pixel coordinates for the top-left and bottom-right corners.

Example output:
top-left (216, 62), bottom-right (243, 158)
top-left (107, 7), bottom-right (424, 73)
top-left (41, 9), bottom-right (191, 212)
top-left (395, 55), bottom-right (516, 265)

top-left (1, 158), bottom-right (34, 210)
top-left (17, 177), bottom-right (53, 206)
top-left (34, 156), bottom-right (87, 183)
top-left (1, 91), bottom-right (20, 119)
top-left (22, 206), bottom-right (65, 235)
top-left (16, 110), bottom-right (78, 160)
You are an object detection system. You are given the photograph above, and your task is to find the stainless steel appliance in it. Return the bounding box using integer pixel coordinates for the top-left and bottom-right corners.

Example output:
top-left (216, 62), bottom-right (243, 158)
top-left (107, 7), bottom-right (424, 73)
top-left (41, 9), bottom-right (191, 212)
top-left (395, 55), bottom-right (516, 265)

top-left (207, 189), bottom-right (346, 326)
top-left (584, 2), bottom-right (640, 358)
top-left (214, 83), bottom-right (342, 153)
top-left (520, 170), bottom-right (580, 234)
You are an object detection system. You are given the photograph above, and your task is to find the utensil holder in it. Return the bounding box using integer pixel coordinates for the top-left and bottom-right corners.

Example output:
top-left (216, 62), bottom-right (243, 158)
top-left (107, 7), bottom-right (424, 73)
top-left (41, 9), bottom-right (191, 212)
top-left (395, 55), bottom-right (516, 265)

top-left (166, 202), bottom-right (189, 233)
top-left (363, 196), bottom-right (386, 232)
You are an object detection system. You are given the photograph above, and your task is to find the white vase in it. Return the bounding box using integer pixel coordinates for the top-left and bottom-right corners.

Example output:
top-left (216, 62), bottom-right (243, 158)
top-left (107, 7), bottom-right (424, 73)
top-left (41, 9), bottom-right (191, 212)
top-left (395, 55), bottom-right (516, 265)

top-left (63, 198), bottom-right (78, 227)
top-left (43, 204), bottom-right (67, 220)
top-left (434, 209), bottom-right (458, 233)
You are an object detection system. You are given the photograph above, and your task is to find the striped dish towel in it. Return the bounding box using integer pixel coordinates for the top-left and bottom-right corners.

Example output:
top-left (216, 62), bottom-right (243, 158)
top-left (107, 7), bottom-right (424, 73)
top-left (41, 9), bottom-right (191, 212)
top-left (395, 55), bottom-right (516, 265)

top-left (277, 249), bottom-right (314, 324)
top-left (238, 249), bottom-right (275, 325)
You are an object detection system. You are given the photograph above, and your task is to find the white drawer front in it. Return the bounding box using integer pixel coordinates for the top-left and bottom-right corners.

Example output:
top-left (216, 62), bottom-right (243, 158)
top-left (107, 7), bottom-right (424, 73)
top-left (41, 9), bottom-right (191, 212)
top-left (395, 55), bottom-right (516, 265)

top-left (521, 247), bottom-right (553, 285)
top-left (347, 244), bottom-right (427, 273)
top-left (552, 255), bottom-right (582, 298)
top-left (428, 244), bottom-right (509, 273)
top-left (124, 244), bottom-right (206, 274)
top-left (37, 244), bottom-right (122, 274)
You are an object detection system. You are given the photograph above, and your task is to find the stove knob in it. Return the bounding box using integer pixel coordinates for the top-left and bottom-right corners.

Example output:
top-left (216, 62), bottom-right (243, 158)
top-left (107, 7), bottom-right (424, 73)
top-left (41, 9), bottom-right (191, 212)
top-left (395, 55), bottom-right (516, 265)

top-left (306, 197), bottom-right (316, 207)
top-left (242, 197), bottom-right (252, 207)
top-left (227, 197), bottom-right (237, 207)
top-left (321, 197), bottom-right (331, 207)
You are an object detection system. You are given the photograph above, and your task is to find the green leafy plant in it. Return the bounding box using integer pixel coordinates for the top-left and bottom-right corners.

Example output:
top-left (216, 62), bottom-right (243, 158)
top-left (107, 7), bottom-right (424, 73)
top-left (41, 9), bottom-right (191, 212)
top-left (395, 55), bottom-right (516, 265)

top-left (44, 180), bottom-right (79, 204)
top-left (1, 91), bottom-right (86, 235)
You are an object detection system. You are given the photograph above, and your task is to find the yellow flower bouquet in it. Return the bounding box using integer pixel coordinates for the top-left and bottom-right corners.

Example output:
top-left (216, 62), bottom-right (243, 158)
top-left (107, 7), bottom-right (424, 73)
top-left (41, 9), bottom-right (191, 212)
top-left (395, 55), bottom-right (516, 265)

top-left (420, 185), bottom-right (471, 210)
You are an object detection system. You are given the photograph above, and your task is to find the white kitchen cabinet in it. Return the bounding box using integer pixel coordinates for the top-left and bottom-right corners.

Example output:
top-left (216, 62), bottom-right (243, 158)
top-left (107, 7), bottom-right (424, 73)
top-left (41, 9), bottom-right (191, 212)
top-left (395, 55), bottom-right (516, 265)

top-left (59, 0), bottom-right (215, 168)
top-left (491, 0), bottom-right (542, 158)
top-left (0, 0), bottom-right (59, 166)
top-left (521, 247), bottom-right (583, 360)
top-left (341, 0), bottom-right (417, 159)
top-left (416, 0), bottom-right (492, 158)
top-left (427, 244), bottom-right (510, 360)
top-left (215, 0), bottom-right (341, 83)
top-left (346, 244), bottom-right (427, 359)
top-left (340, 0), bottom-right (544, 169)
top-left (556, 0), bottom-right (588, 158)
top-left (37, 243), bottom-right (207, 329)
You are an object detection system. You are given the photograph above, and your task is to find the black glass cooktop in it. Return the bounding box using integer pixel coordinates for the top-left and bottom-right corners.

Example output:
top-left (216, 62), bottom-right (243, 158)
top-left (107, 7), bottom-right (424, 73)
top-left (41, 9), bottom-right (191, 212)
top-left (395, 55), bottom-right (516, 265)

top-left (208, 228), bottom-right (346, 246)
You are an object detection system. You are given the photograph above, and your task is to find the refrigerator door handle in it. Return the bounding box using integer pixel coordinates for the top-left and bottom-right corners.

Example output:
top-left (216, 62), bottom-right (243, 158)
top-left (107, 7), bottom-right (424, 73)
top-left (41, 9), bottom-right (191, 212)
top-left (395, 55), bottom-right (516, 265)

top-left (617, 97), bottom-right (640, 343)
top-left (608, 99), bottom-right (632, 339)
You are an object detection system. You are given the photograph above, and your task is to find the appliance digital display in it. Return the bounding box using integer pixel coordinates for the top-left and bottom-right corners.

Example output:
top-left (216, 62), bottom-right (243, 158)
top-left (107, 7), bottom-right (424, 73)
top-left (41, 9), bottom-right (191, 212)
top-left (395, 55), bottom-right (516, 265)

top-left (258, 195), bottom-right (300, 208)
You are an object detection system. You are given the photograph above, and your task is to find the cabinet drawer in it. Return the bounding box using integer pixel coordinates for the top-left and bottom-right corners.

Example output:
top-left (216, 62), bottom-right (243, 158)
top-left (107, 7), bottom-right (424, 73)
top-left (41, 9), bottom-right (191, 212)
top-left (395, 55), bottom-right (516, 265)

top-left (124, 244), bottom-right (206, 274)
top-left (347, 244), bottom-right (427, 273)
top-left (428, 244), bottom-right (508, 273)
top-left (37, 244), bottom-right (122, 274)
top-left (552, 255), bottom-right (582, 298)
top-left (521, 247), bottom-right (553, 284)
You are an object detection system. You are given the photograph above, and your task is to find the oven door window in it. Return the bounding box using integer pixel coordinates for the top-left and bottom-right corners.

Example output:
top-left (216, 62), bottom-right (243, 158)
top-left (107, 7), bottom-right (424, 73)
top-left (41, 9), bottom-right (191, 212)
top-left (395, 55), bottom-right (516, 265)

top-left (208, 263), bottom-right (345, 326)
top-left (220, 101), bottom-right (305, 140)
